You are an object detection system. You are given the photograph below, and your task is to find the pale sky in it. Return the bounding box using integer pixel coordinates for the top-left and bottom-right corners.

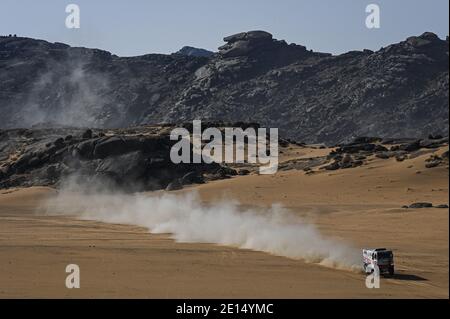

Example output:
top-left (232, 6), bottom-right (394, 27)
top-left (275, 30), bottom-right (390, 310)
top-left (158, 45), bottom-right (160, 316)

top-left (0, 0), bottom-right (448, 56)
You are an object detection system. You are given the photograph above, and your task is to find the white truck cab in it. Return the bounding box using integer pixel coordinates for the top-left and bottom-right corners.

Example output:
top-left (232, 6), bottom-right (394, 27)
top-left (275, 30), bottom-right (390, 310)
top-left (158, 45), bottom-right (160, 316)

top-left (363, 248), bottom-right (395, 276)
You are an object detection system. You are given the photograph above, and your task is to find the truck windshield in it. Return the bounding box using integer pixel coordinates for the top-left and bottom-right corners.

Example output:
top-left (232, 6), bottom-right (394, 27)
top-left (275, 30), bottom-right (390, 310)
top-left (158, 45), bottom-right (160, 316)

top-left (377, 252), bottom-right (393, 259)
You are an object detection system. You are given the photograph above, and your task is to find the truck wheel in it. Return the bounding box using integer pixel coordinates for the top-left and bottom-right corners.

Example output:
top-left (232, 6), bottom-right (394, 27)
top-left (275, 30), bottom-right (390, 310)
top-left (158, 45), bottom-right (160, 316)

top-left (388, 266), bottom-right (394, 276)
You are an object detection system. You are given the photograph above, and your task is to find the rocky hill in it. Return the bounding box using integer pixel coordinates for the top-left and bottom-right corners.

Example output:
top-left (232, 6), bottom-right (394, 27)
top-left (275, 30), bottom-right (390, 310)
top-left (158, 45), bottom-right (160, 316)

top-left (0, 31), bottom-right (448, 144)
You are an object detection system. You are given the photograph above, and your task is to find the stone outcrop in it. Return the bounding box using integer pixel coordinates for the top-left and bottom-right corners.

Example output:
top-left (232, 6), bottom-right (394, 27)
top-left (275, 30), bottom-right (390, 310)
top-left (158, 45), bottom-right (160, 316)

top-left (0, 127), bottom-right (223, 191)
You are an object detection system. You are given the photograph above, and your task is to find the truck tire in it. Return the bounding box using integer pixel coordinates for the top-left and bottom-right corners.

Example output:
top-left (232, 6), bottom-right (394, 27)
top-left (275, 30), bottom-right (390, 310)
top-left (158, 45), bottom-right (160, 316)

top-left (388, 266), bottom-right (394, 276)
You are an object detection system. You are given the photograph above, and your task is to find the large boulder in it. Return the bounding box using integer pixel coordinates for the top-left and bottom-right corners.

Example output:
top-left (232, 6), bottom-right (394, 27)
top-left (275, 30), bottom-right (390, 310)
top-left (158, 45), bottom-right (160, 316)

top-left (408, 202), bottom-right (433, 209)
top-left (165, 179), bottom-right (183, 191)
top-left (93, 136), bottom-right (131, 159)
top-left (219, 31), bottom-right (274, 58)
top-left (73, 139), bottom-right (96, 159)
top-left (95, 151), bottom-right (147, 184)
top-left (91, 136), bottom-right (165, 159)
top-left (223, 31), bottom-right (273, 44)
top-left (180, 171), bottom-right (204, 185)
top-left (420, 137), bottom-right (448, 149)
top-left (398, 141), bottom-right (422, 152)
top-left (336, 143), bottom-right (387, 154)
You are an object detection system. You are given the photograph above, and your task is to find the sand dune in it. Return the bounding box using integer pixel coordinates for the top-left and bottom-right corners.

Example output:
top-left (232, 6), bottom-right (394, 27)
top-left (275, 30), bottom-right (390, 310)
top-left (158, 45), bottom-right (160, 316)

top-left (0, 146), bottom-right (448, 298)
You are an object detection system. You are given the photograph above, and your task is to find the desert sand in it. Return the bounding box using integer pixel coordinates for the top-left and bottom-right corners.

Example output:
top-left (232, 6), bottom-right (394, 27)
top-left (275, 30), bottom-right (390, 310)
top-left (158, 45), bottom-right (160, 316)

top-left (0, 146), bottom-right (448, 298)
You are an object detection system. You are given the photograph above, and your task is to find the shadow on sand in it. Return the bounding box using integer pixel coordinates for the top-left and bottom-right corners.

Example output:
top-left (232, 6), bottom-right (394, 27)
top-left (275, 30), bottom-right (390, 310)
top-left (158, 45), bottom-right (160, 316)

top-left (389, 273), bottom-right (428, 281)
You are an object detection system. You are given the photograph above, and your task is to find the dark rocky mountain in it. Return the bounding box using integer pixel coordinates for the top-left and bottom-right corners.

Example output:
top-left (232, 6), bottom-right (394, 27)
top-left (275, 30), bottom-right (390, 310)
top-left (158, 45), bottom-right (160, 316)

top-left (175, 46), bottom-right (214, 58)
top-left (0, 31), bottom-right (448, 145)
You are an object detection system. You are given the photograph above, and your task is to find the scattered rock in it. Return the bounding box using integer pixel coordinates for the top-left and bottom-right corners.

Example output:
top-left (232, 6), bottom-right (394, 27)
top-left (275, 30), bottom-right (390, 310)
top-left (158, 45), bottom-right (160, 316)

top-left (214, 166), bottom-right (238, 178)
top-left (376, 152), bottom-right (390, 159)
top-left (180, 171), bottom-right (204, 185)
top-left (238, 169), bottom-right (250, 176)
top-left (428, 134), bottom-right (444, 140)
top-left (351, 160), bottom-right (364, 168)
top-left (399, 141), bottom-right (422, 152)
top-left (425, 155), bottom-right (443, 168)
top-left (82, 129), bottom-right (93, 139)
top-left (352, 137), bottom-right (382, 144)
top-left (337, 143), bottom-right (380, 154)
top-left (420, 138), bottom-right (449, 149)
top-left (323, 161), bottom-right (340, 171)
top-left (165, 179), bottom-right (183, 191)
top-left (408, 202), bottom-right (433, 209)
top-left (354, 155), bottom-right (367, 160)
top-left (278, 138), bottom-right (290, 148)
top-left (54, 138), bottom-right (65, 148)
top-left (425, 161), bottom-right (441, 168)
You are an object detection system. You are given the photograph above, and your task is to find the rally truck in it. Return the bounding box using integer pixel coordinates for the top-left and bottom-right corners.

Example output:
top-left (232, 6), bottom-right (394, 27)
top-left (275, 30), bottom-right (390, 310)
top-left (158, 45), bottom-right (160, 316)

top-left (363, 248), bottom-right (395, 276)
